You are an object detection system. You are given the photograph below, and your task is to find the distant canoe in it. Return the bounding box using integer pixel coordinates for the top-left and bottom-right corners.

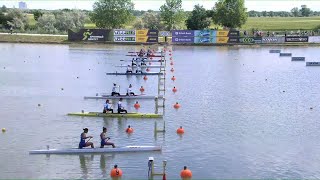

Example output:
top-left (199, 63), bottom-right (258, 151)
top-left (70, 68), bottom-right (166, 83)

top-left (67, 112), bottom-right (163, 118)
top-left (280, 53), bottom-right (292, 56)
top-left (106, 72), bottom-right (163, 76)
top-left (291, 57), bottom-right (305, 61)
top-left (306, 62), bottom-right (320, 66)
top-left (269, 50), bottom-right (281, 53)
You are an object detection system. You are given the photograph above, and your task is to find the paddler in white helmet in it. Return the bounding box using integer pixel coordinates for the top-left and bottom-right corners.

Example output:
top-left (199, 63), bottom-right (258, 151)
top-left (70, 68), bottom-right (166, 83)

top-left (126, 84), bottom-right (135, 96)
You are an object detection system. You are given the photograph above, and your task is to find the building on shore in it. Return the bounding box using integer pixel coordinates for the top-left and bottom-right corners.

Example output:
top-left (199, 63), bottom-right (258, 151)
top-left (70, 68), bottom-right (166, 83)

top-left (19, 1), bottom-right (27, 9)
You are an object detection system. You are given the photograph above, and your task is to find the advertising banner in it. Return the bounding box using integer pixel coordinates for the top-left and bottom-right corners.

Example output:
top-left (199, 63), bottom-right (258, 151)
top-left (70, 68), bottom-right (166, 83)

top-left (308, 36), bottom-right (320, 43)
top-left (136, 36), bottom-right (158, 43)
top-left (216, 30), bottom-right (239, 37)
top-left (159, 31), bottom-right (171, 37)
top-left (172, 37), bottom-right (194, 43)
top-left (114, 36), bottom-right (136, 42)
top-left (136, 29), bottom-right (159, 37)
top-left (262, 37), bottom-right (285, 43)
top-left (285, 36), bottom-right (308, 42)
top-left (240, 37), bottom-right (262, 43)
top-left (194, 37), bottom-right (216, 43)
top-left (68, 29), bottom-right (110, 41)
top-left (172, 30), bottom-right (194, 37)
top-left (216, 37), bottom-right (239, 43)
top-left (113, 29), bottom-right (136, 36)
top-left (194, 30), bottom-right (217, 37)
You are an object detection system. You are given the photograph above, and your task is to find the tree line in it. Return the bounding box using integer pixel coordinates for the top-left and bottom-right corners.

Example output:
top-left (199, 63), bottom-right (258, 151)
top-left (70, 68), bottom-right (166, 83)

top-left (0, 0), bottom-right (319, 34)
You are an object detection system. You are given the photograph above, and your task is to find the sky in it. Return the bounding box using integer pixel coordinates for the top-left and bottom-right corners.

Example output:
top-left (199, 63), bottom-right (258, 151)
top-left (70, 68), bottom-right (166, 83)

top-left (1, 0), bottom-right (320, 11)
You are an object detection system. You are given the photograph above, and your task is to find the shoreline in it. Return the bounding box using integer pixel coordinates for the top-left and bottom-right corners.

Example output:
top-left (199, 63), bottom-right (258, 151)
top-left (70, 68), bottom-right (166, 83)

top-left (1, 34), bottom-right (320, 47)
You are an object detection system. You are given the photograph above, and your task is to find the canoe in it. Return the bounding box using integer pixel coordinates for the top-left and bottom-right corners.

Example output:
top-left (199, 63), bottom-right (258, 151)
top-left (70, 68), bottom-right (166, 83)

top-left (29, 145), bottom-right (162, 154)
top-left (67, 112), bottom-right (163, 118)
top-left (279, 53), bottom-right (292, 56)
top-left (106, 72), bottom-right (163, 76)
top-left (306, 62), bottom-right (320, 66)
top-left (115, 65), bottom-right (165, 68)
top-left (291, 57), bottom-right (305, 61)
top-left (121, 59), bottom-right (165, 63)
top-left (269, 50), bottom-right (281, 53)
top-left (126, 55), bottom-right (164, 57)
top-left (84, 94), bottom-right (164, 100)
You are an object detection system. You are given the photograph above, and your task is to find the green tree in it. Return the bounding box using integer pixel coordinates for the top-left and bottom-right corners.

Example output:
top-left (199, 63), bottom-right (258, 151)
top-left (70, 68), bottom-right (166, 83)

top-left (141, 12), bottom-right (163, 29)
top-left (33, 10), bottom-right (43, 21)
top-left (185, 4), bottom-right (211, 30)
top-left (212, 0), bottom-right (248, 29)
top-left (1, 5), bottom-right (7, 12)
top-left (159, 0), bottom-right (184, 30)
top-left (6, 8), bottom-right (29, 30)
top-left (262, 11), bottom-right (267, 17)
top-left (37, 13), bottom-right (58, 33)
top-left (291, 7), bottom-right (300, 17)
top-left (300, 7), bottom-right (312, 17)
top-left (90, 0), bottom-right (134, 28)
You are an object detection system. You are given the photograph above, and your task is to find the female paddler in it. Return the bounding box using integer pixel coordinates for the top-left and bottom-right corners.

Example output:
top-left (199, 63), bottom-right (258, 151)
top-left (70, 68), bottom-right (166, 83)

top-left (79, 128), bottom-right (94, 149)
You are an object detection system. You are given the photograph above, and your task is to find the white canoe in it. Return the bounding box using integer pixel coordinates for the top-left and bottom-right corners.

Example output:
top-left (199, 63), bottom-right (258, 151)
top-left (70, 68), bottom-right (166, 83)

top-left (115, 65), bottom-right (165, 68)
top-left (306, 62), bottom-right (320, 66)
top-left (84, 95), bottom-right (164, 100)
top-left (30, 145), bottom-right (162, 154)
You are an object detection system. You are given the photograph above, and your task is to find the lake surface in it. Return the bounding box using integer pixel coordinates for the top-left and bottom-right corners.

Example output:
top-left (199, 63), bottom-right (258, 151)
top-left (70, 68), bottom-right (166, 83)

top-left (1, 43), bottom-right (320, 179)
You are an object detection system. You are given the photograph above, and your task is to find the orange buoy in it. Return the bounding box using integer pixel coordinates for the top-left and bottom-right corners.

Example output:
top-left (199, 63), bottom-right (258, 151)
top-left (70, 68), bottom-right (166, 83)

top-left (140, 86), bottom-right (145, 93)
top-left (126, 125), bottom-right (133, 133)
top-left (169, 53), bottom-right (172, 56)
top-left (172, 87), bottom-right (177, 92)
top-left (171, 76), bottom-right (176, 81)
top-left (170, 68), bottom-right (174, 72)
top-left (180, 166), bottom-right (192, 178)
top-left (143, 75), bottom-right (148, 80)
top-left (177, 126), bottom-right (184, 134)
top-left (174, 102), bottom-right (180, 109)
top-left (110, 165), bottom-right (123, 177)
top-left (170, 62), bottom-right (174, 65)
top-left (134, 101), bottom-right (141, 109)
top-left (146, 68), bottom-right (150, 72)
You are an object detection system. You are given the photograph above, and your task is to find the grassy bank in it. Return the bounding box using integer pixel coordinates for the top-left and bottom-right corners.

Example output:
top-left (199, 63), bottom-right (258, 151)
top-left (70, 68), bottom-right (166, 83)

top-left (0, 34), bottom-right (67, 43)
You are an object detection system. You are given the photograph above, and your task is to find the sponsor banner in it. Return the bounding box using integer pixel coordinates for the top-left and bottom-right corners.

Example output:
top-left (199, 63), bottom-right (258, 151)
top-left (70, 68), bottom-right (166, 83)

top-left (158, 36), bottom-right (172, 43)
top-left (308, 36), bottom-right (320, 43)
top-left (216, 30), bottom-right (239, 37)
top-left (216, 37), bottom-right (239, 43)
top-left (136, 29), bottom-right (159, 37)
top-left (68, 29), bottom-right (111, 41)
top-left (262, 37), bottom-right (285, 43)
top-left (194, 37), bottom-right (216, 43)
top-left (159, 31), bottom-right (171, 37)
top-left (285, 36), bottom-right (308, 42)
top-left (136, 36), bottom-right (158, 43)
top-left (113, 29), bottom-right (136, 36)
top-left (240, 37), bottom-right (262, 43)
top-left (194, 30), bottom-right (217, 37)
top-left (172, 37), bottom-right (194, 43)
top-left (172, 30), bottom-right (194, 37)
top-left (114, 36), bottom-right (136, 42)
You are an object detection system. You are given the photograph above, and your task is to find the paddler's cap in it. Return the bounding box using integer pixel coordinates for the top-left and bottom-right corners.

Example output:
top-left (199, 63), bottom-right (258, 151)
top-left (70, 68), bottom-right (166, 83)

top-left (83, 128), bottom-right (88, 131)
top-left (103, 127), bottom-right (107, 130)
top-left (113, 83), bottom-right (116, 85)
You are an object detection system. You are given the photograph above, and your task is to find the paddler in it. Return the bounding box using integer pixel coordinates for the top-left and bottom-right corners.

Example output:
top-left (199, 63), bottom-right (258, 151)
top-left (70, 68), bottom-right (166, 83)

top-left (100, 127), bottom-right (115, 148)
top-left (147, 47), bottom-right (152, 56)
top-left (111, 83), bottom-right (120, 96)
top-left (126, 65), bottom-right (133, 73)
top-left (136, 65), bottom-right (142, 73)
top-left (138, 48), bottom-right (145, 57)
top-left (131, 58), bottom-right (137, 66)
top-left (79, 128), bottom-right (94, 149)
top-left (103, 99), bottom-right (113, 113)
top-left (117, 98), bottom-right (127, 114)
top-left (126, 84), bottom-right (135, 96)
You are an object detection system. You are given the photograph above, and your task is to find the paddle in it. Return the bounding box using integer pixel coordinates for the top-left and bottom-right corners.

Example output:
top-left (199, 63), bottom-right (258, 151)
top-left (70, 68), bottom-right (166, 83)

top-left (86, 137), bottom-right (92, 143)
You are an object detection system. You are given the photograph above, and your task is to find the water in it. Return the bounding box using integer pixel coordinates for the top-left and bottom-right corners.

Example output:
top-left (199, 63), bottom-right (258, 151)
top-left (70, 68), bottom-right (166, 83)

top-left (1, 43), bottom-right (320, 179)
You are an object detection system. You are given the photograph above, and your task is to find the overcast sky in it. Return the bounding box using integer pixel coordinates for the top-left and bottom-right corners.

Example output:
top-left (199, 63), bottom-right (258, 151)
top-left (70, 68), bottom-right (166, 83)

top-left (1, 0), bottom-right (320, 11)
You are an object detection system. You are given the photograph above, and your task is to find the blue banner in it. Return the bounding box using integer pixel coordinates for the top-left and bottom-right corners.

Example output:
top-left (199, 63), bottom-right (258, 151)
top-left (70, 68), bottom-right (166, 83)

top-left (172, 30), bottom-right (194, 37)
top-left (194, 37), bottom-right (216, 43)
top-left (194, 30), bottom-right (217, 37)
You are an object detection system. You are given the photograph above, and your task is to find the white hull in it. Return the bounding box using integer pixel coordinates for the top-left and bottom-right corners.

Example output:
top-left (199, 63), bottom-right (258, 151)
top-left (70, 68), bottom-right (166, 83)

top-left (30, 146), bottom-right (162, 154)
top-left (84, 95), bottom-right (164, 100)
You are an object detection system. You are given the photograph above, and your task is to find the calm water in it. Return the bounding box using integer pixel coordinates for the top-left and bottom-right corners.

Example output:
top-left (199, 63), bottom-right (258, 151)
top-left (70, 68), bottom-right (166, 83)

top-left (1, 43), bottom-right (320, 179)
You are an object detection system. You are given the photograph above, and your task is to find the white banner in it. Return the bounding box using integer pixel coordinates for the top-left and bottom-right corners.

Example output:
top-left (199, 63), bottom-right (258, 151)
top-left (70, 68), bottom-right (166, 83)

top-left (308, 36), bottom-right (320, 43)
